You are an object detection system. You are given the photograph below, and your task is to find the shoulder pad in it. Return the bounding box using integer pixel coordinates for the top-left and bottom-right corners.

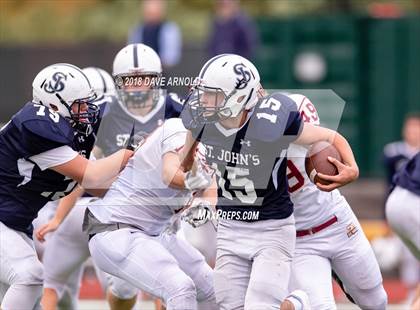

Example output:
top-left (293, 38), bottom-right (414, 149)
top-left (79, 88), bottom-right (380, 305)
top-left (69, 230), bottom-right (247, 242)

top-left (162, 118), bottom-right (187, 138)
top-left (248, 93), bottom-right (301, 142)
top-left (166, 93), bottom-right (184, 107)
top-left (165, 92), bottom-right (184, 118)
top-left (14, 103), bottom-right (74, 145)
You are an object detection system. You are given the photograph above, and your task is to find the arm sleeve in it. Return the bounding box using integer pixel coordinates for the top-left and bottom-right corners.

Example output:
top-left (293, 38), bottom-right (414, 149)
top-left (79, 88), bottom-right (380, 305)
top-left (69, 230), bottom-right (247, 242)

top-left (22, 119), bottom-right (72, 144)
top-left (29, 146), bottom-right (78, 171)
top-left (256, 92), bottom-right (303, 143)
top-left (284, 111), bottom-right (303, 138)
top-left (281, 110), bottom-right (304, 148)
top-left (21, 120), bottom-right (73, 156)
top-left (271, 92), bottom-right (304, 141)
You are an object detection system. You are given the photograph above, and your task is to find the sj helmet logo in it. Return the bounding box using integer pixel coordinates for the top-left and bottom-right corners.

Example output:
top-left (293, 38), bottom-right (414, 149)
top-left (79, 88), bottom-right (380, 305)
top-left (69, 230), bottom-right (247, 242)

top-left (44, 72), bottom-right (67, 93)
top-left (233, 63), bottom-right (251, 90)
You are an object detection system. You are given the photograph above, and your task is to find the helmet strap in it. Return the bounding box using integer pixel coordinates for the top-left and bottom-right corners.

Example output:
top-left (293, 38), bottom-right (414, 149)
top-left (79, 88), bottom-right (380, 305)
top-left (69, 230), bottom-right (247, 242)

top-left (243, 87), bottom-right (255, 110)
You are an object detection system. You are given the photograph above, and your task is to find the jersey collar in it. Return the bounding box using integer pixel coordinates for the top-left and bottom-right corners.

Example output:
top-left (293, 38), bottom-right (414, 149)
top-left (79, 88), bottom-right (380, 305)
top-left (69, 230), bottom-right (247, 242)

top-left (214, 108), bottom-right (254, 137)
top-left (119, 95), bottom-right (165, 124)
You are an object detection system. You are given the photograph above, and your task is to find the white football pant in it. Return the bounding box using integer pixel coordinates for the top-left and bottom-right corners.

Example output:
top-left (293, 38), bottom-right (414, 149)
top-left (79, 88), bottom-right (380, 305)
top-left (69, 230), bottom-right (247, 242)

top-left (89, 227), bottom-right (216, 310)
top-left (0, 221), bottom-right (43, 309)
top-left (289, 204), bottom-right (387, 309)
top-left (386, 186), bottom-right (420, 259)
top-left (214, 215), bottom-right (296, 310)
top-left (43, 200), bottom-right (137, 304)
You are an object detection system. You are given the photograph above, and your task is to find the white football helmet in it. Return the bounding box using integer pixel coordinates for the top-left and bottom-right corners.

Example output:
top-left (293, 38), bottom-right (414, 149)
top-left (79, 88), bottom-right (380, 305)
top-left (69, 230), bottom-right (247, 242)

top-left (112, 44), bottom-right (162, 111)
top-left (289, 93), bottom-right (320, 125)
top-left (32, 63), bottom-right (98, 134)
top-left (186, 54), bottom-right (260, 124)
top-left (82, 67), bottom-right (116, 99)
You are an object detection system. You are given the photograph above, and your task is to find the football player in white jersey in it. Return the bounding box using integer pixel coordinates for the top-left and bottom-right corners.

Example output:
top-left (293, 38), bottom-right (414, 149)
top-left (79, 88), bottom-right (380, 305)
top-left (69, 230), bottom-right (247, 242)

top-left (84, 118), bottom-right (217, 310)
top-left (286, 94), bottom-right (387, 309)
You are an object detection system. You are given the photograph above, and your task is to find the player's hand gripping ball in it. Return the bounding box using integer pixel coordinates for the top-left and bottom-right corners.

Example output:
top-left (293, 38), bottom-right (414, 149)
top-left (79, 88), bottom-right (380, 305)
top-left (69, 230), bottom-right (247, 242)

top-left (184, 157), bottom-right (213, 190)
top-left (305, 141), bottom-right (342, 186)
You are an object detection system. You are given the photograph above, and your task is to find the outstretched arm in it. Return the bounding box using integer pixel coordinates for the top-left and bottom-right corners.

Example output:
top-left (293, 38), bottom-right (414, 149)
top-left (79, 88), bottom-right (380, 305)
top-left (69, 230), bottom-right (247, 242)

top-left (35, 185), bottom-right (84, 242)
top-left (51, 149), bottom-right (133, 192)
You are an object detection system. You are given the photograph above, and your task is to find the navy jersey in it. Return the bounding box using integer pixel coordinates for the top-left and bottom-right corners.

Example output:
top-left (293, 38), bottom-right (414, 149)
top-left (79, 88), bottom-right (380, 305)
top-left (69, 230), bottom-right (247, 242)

top-left (184, 92), bottom-right (302, 221)
top-left (393, 152), bottom-right (420, 196)
top-left (0, 102), bottom-right (97, 236)
top-left (95, 93), bottom-right (183, 156)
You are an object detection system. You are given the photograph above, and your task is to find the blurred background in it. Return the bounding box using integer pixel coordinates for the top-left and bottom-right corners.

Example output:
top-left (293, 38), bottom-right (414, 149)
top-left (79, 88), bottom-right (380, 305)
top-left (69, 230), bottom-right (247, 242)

top-left (1, 0), bottom-right (419, 307)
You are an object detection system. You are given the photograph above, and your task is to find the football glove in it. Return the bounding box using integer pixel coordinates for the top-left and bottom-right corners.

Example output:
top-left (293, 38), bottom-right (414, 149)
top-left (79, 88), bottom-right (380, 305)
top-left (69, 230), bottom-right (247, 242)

top-left (164, 214), bottom-right (181, 235)
top-left (181, 200), bottom-right (212, 228)
top-left (184, 159), bottom-right (213, 191)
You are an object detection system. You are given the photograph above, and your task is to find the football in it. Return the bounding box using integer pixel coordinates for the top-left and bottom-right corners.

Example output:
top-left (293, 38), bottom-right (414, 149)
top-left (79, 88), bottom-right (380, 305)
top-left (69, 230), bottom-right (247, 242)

top-left (305, 141), bottom-right (342, 185)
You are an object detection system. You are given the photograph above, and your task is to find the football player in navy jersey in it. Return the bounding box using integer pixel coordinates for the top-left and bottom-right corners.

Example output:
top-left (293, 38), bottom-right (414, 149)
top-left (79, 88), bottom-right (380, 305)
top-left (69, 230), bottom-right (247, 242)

top-left (32, 66), bottom-right (117, 259)
top-left (386, 152), bottom-right (420, 260)
top-left (180, 54), bottom-right (359, 309)
top-left (38, 64), bottom-right (141, 310)
top-left (33, 66), bottom-right (119, 310)
top-left (383, 114), bottom-right (420, 189)
top-left (0, 63), bottom-right (133, 309)
top-left (386, 152), bottom-right (420, 309)
top-left (37, 44), bottom-right (185, 310)
top-left (94, 43), bottom-right (183, 158)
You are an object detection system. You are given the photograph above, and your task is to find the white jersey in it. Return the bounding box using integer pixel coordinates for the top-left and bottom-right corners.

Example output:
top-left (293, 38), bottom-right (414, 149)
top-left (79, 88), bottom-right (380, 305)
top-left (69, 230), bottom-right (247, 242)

top-left (89, 118), bottom-right (192, 236)
top-left (287, 143), bottom-right (346, 230)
